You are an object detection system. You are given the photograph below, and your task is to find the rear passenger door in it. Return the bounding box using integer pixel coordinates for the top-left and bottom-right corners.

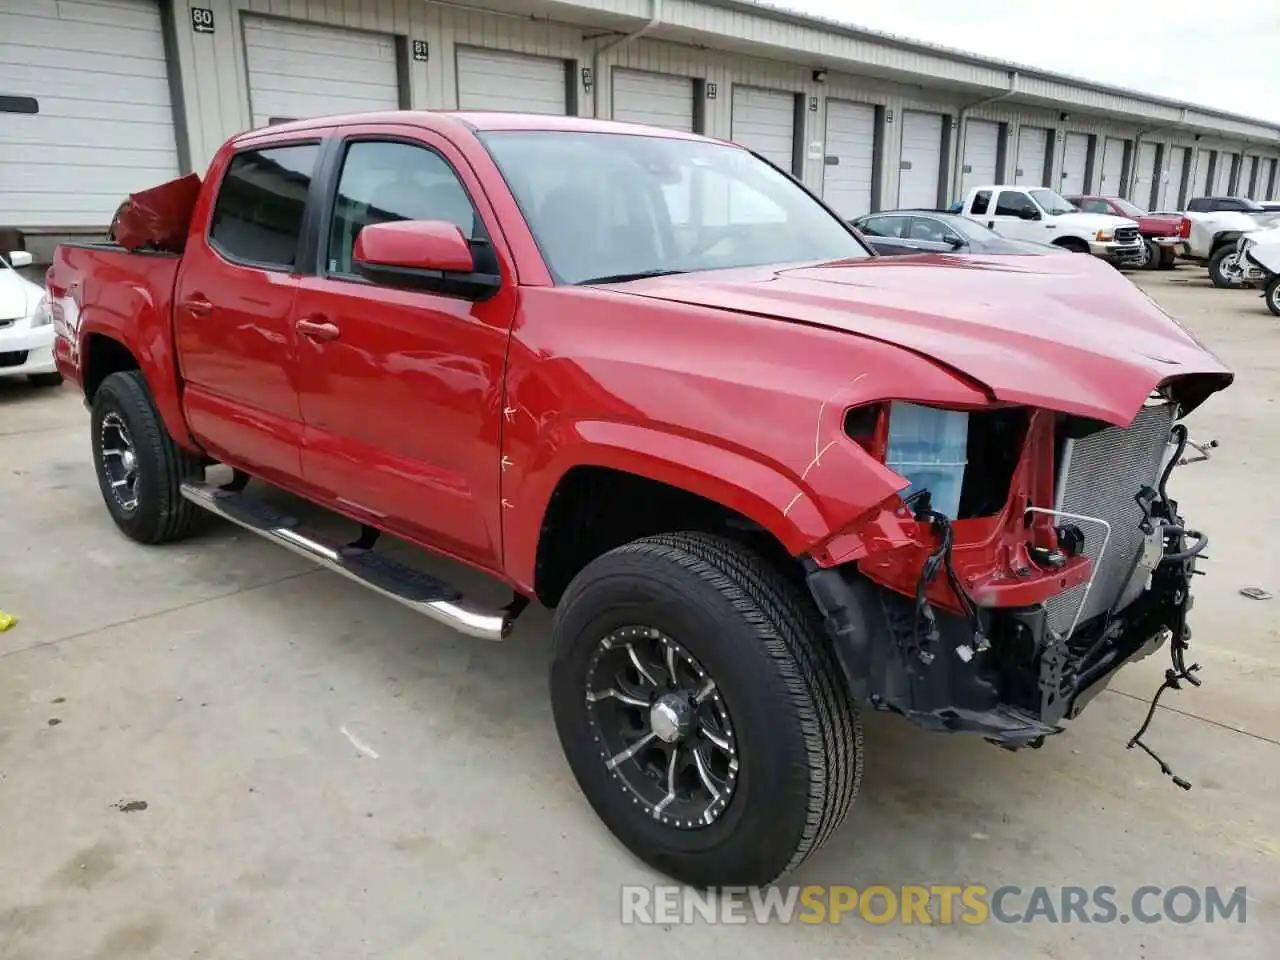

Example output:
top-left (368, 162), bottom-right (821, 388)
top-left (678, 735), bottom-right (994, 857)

top-left (291, 126), bottom-right (518, 570)
top-left (175, 138), bottom-right (322, 485)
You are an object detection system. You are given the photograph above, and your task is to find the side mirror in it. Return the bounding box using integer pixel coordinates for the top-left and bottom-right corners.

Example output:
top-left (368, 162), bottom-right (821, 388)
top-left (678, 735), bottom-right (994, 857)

top-left (354, 220), bottom-right (498, 300)
top-left (1018, 207), bottom-right (1041, 221)
top-left (4, 250), bottom-right (33, 268)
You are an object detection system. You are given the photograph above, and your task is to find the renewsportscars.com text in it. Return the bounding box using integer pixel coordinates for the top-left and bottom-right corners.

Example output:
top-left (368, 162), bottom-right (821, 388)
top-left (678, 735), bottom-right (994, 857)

top-left (620, 884), bottom-right (1248, 926)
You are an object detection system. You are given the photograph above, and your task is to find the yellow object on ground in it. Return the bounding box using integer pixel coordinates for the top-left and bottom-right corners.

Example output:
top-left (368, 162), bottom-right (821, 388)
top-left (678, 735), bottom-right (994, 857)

top-left (0, 611), bottom-right (16, 632)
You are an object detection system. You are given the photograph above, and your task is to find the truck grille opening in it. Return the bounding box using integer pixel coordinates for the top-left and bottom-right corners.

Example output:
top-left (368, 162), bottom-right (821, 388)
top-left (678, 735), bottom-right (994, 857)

top-left (1114, 226), bottom-right (1140, 245)
top-left (1044, 403), bottom-right (1175, 637)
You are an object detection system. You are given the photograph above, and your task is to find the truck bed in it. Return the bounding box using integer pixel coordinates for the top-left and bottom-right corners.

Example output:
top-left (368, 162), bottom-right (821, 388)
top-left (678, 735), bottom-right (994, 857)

top-left (49, 242), bottom-right (182, 397)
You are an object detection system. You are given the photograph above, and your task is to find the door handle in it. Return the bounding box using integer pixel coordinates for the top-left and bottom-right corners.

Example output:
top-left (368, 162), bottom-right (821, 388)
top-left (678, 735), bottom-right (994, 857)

top-left (296, 317), bottom-right (341, 342)
top-left (183, 295), bottom-right (213, 317)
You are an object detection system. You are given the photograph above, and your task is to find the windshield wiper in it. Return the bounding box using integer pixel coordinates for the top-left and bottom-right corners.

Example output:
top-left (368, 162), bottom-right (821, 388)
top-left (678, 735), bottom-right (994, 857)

top-left (577, 268), bottom-right (687, 285)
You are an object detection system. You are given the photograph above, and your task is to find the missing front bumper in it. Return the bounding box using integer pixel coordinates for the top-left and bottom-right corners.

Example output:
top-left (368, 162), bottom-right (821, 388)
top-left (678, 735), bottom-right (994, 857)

top-left (805, 557), bottom-right (1193, 747)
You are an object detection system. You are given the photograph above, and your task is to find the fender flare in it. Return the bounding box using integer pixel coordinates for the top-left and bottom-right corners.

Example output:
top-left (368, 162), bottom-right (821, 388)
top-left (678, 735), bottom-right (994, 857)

top-left (505, 419), bottom-right (906, 591)
top-left (77, 309), bottom-right (198, 451)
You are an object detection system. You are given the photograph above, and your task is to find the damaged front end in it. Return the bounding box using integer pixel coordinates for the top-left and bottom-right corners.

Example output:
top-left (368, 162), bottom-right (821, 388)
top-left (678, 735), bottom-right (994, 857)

top-left (805, 390), bottom-right (1209, 776)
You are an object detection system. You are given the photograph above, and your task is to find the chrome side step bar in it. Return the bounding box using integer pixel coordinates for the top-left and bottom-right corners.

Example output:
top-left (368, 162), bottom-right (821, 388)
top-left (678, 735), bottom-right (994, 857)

top-left (180, 482), bottom-right (513, 641)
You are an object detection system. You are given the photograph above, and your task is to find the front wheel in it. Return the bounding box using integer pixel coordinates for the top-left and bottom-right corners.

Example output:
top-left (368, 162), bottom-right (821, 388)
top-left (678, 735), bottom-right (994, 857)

top-left (1208, 245), bottom-right (1245, 288)
top-left (550, 533), bottom-right (862, 888)
top-left (1266, 276), bottom-right (1280, 317)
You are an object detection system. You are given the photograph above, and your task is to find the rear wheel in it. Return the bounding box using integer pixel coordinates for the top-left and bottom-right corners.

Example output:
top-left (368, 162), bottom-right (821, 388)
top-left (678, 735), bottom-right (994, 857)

top-left (1208, 245), bottom-right (1245, 288)
top-left (550, 533), bottom-right (862, 887)
top-left (1266, 276), bottom-right (1280, 317)
top-left (90, 370), bottom-right (205, 544)
top-left (1157, 247), bottom-right (1178, 270)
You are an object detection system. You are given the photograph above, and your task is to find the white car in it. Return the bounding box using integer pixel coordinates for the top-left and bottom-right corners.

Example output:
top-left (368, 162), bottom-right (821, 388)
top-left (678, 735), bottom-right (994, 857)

top-left (0, 250), bottom-right (60, 386)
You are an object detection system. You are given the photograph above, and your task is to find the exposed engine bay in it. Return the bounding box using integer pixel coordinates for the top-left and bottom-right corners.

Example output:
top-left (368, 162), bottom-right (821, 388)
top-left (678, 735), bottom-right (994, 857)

top-left (806, 396), bottom-right (1208, 787)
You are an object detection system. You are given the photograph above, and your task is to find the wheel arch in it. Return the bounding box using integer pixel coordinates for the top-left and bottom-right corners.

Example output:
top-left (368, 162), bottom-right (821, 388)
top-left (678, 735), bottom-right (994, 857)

top-left (511, 426), bottom-right (847, 607)
top-left (1052, 235), bottom-right (1090, 252)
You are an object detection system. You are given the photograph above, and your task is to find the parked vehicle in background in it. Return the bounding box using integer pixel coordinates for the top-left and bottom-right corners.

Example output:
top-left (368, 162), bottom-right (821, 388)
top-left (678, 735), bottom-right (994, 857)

top-left (48, 111), bottom-right (1233, 889)
top-left (1235, 225), bottom-right (1280, 314)
top-left (0, 250), bottom-right (61, 386)
top-left (851, 211), bottom-right (1065, 256)
top-left (1066, 196), bottom-right (1189, 270)
top-left (1156, 200), bottom-right (1275, 288)
top-left (957, 186), bottom-right (1145, 267)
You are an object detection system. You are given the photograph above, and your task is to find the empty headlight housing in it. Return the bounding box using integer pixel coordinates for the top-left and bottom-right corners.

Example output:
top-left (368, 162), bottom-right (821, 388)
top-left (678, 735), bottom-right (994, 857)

top-left (883, 402), bottom-right (969, 519)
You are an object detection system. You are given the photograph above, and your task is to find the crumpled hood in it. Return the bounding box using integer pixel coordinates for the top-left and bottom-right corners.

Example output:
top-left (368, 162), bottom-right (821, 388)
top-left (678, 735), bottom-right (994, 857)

top-left (0, 270), bottom-right (39, 322)
top-left (610, 253), bottom-right (1233, 425)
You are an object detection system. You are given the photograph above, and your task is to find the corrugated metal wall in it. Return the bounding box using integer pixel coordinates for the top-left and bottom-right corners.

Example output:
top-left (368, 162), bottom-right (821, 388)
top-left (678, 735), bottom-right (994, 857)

top-left (142, 0), bottom-right (1280, 213)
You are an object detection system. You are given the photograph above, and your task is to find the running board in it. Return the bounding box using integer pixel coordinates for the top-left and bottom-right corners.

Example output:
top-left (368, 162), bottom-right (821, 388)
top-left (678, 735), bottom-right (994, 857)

top-left (179, 482), bottom-right (513, 641)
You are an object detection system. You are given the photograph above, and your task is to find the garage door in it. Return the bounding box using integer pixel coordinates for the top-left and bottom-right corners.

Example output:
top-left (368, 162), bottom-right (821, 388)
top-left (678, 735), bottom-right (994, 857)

top-left (612, 69), bottom-right (694, 131)
top-left (244, 17), bottom-right (399, 128)
top-left (822, 100), bottom-right (876, 219)
top-left (1131, 142), bottom-right (1157, 206)
top-left (1061, 133), bottom-right (1090, 195)
top-left (1215, 152), bottom-right (1236, 195)
top-left (1159, 146), bottom-right (1189, 210)
top-left (1015, 126), bottom-right (1049, 186)
top-left (1238, 155), bottom-right (1256, 198)
top-left (457, 48), bottom-right (567, 115)
top-left (1193, 150), bottom-right (1213, 197)
top-left (959, 119), bottom-right (1000, 196)
top-left (1264, 158), bottom-right (1279, 201)
top-left (897, 111), bottom-right (943, 209)
top-left (0, 0), bottom-right (179, 229)
top-left (1099, 137), bottom-right (1126, 195)
top-left (731, 87), bottom-right (796, 172)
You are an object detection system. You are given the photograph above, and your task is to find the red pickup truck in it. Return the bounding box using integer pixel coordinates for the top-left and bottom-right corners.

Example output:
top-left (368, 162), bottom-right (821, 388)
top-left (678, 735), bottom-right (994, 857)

top-left (1066, 195), bottom-right (1191, 269)
top-left (50, 112), bottom-right (1230, 887)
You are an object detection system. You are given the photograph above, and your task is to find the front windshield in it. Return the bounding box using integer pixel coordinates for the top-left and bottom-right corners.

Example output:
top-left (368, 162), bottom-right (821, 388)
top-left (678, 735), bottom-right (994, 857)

top-left (1112, 198), bottom-right (1148, 217)
top-left (479, 131), bottom-right (869, 284)
top-left (1030, 189), bottom-right (1078, 216)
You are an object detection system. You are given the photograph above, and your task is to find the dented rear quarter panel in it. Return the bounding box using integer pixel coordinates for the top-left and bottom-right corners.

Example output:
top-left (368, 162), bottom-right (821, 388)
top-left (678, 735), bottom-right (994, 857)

top-left (49, 245), bottom-right (195, 449)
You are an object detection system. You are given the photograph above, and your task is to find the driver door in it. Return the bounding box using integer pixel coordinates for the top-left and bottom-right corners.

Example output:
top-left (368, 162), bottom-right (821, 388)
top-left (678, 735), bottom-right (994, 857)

top-left (986, 190), bottom-right (1043, 240)
top-left (291, 127), bottom-right (518, 570)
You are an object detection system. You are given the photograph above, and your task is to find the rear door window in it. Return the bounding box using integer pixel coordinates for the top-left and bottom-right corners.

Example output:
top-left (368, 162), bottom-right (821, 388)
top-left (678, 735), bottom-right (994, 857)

top-left (209, 143), bottom-right (320, 269)
top-left (860, 215), bottom-right (908, 238)
top-left (970, 190), bottom-right (991, 215)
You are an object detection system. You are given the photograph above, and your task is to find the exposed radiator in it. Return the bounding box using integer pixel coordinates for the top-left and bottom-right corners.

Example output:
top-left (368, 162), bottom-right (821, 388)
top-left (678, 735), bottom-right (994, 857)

top-left (1044, 403), bottom-right (1176, 637)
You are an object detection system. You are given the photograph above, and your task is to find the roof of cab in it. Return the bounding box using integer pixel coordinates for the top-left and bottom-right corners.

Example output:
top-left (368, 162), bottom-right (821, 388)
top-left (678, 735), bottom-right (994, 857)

top-left (234, 109), bottom-right (717, 146)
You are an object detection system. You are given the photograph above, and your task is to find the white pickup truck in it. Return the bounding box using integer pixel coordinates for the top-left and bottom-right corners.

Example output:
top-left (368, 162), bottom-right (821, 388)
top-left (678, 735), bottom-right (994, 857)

top-left (956, 185), bottom-right (1144, 267)
top-left (1151, 198), bottom-right (1280, 288)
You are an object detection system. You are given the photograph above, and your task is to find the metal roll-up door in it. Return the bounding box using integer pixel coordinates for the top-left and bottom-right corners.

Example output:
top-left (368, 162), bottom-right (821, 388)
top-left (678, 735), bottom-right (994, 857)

top-left (0, 0), bottom-right (180, 229)
top-left (731, 87), bottom-right (796, 172)
top-left (611, 69), bottom-right (694, 131)
top-left (897, 111), bottom-right (943, 209)
top-left (1159, 146), bottom-right (1188, 210)
top-left (244, 17), bottom-right (399, 128)
top-left (959, 119), bottom-right (1000, 195)
top-left (456, 48), bottom-right (567, 115)
top-left (1131, 142), bottom-right (1157, 206)
top-left (1099, 137), bottom-right (1126, 195)
top-left (1264, 158), bottom-right (1279, 200)
top-left (1015, 126), bottom-right (1049, 186)
top-left (822, 100), bottom-right (876, 219)
top-left (1238, 155), bottom-right (1256, 198)
top-left (1061, 133), bottom-right (1090, 195)
top-left (1215, 152), bottom-right (1236, 195)
top-left (1193, 150), bottom-right (1213, 196)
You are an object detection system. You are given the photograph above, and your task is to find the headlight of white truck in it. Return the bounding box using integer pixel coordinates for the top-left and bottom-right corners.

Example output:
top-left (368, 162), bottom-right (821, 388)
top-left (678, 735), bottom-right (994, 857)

top-left (1094, 229), bottom-right (1115, 242)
